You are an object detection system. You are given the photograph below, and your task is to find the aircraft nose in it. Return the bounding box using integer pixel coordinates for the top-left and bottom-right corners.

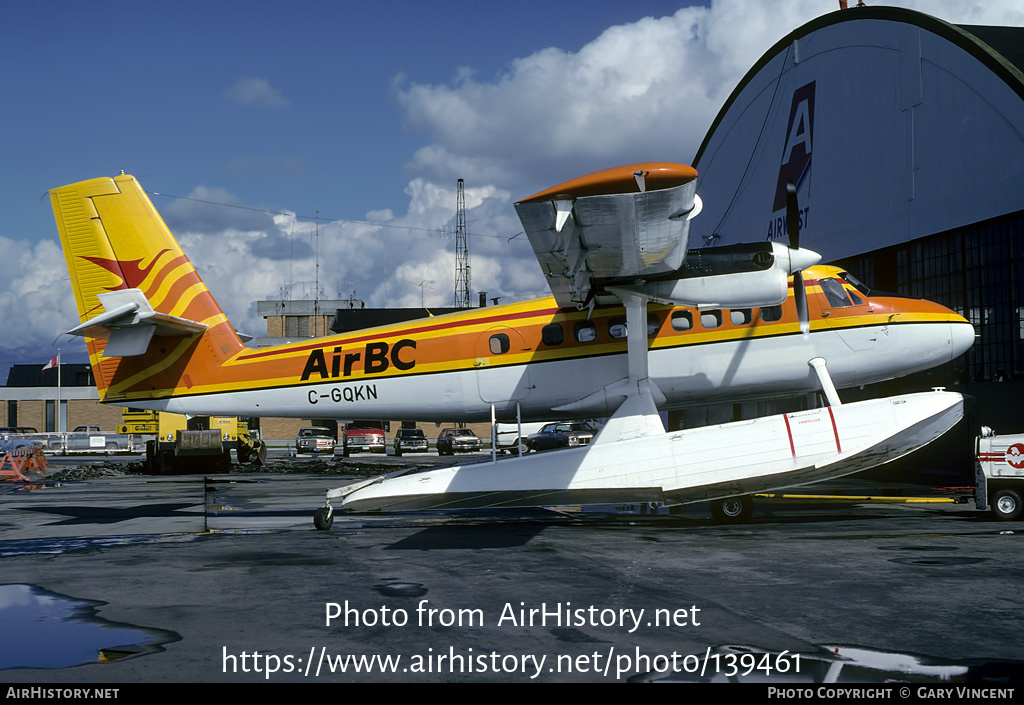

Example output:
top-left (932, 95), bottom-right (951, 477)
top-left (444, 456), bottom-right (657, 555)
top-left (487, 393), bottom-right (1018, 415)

top-left (950, 321), bottom-right (976, 361)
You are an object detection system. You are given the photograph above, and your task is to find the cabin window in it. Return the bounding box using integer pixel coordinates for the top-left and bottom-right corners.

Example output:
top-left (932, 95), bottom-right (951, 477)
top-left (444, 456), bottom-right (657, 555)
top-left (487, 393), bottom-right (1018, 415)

top-left (489, 333), bottom-right (510, 354)
top-left (647, 314), bottom-right (661, 336)
top-left (671, 310), bottom-right (693, 331)
top-left (608, 318), bottom-right (627, 339)
top-left (608, 314), bottom-right (661, 339)
top-left (820, 278), bottom-right (853, 308)
top-left (730, 309), bottom-right (752, 326)
top-left (541, 324), bottom-right (564, 346)
top-left (847, 289), bottom-right (865, 305)
top-left (760, 305), bottom-right (783, 322)
top-left (574, 321), bottom-right (597, 343)
top-left (700, 310), bottom-right (722, 329)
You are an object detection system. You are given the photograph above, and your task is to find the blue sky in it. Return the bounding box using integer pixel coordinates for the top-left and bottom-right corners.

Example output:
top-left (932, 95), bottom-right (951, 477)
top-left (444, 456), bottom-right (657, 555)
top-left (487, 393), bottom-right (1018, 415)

top-left (2, 0), bottom-right (1022, 381)
top-left (4, 0), bottom-right (693, 240)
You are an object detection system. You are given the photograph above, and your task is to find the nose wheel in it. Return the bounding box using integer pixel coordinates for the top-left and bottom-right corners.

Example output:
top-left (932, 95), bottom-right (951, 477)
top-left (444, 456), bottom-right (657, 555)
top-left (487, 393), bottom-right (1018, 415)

top-left (314, 504), bottom-right (334, 530)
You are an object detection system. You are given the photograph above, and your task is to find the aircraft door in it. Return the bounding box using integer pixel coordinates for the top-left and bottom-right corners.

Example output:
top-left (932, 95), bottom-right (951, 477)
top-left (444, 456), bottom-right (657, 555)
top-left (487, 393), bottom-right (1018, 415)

top-left (818, 277), bottom-right (875, 352)
top-left (476, 327), bottom-right (532, 404)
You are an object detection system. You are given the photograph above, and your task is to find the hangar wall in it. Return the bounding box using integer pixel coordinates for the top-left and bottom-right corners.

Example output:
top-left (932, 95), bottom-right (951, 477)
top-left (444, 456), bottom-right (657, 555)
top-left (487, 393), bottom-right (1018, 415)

top-left (688, 6), bottom-right (1024, 475)
top-left (693, 7), bottom-right (1024, 263)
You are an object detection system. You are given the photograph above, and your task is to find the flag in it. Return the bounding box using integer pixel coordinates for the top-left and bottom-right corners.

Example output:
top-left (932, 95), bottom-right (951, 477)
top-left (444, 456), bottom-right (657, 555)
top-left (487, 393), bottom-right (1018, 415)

top-left (41, 355), bottom-right (59, 372)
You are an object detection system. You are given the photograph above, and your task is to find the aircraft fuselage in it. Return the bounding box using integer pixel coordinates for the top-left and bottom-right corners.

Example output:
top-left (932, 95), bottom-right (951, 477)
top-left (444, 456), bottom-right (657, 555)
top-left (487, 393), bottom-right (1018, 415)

top-left (139, 267), bottom-right (972, 422)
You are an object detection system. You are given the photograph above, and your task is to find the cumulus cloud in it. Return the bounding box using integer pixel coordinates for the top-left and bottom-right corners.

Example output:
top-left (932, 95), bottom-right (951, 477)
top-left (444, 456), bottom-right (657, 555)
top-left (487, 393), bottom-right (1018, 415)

top-left (395, 3), bottom-right (756, 194)
top-left (0, 236), bottom-right (87, 378)
top-left (225, 77), bottom-right (290, 108)
top-left (132, 173), bottom-right (526, 340)
top-left (395, 0), bottom-right (1024, 198)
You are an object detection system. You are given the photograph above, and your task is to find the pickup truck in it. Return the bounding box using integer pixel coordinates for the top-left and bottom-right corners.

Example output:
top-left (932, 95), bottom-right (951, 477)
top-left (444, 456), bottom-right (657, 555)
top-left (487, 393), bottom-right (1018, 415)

top-left (48, 430), bottom-right (131, 454)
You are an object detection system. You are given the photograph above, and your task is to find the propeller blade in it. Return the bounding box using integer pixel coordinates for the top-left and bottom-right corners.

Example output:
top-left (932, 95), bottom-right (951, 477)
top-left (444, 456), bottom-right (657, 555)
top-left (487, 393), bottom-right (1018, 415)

top-left (785, 181), bottom-right (800, 251)
top-left (786, 181), bottom-right (810, 336)
top-left (794, 272), bottom-right (810, 337)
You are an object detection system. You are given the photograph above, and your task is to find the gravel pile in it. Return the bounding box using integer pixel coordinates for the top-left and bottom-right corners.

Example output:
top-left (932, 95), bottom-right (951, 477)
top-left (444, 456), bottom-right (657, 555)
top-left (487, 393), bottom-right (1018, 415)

top-left (41, 455), bottom-right (430, 481)
top-left (43, 462), bottom-right (139, 481)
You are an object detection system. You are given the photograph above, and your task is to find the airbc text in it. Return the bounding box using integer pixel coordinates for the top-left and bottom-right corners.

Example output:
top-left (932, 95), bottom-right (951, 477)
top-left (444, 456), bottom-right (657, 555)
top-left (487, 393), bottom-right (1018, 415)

top-left (301, 339), bottom-right (416, 381)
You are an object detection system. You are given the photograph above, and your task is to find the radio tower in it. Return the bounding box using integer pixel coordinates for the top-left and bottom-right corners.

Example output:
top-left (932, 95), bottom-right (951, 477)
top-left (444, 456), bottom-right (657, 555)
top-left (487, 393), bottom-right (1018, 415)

top-left (454, 178), bottom-right (471, 308)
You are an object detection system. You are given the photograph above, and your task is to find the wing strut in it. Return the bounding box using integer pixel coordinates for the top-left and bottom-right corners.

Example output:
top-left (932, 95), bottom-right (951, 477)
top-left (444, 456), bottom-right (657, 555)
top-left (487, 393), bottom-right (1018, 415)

top-left (591, 292), bottom-right (666, 444)
top-left (809, 357), bottom-right (842, 407)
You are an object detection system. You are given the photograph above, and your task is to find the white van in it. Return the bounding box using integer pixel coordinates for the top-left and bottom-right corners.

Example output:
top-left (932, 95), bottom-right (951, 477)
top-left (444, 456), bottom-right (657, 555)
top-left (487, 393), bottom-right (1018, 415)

top-left (493, 422), bottom-right (548, 455)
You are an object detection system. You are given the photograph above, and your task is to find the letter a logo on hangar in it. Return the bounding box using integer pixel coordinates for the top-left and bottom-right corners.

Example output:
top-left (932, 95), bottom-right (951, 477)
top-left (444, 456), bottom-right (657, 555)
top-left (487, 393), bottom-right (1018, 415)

top-left (772, 81), bottom-right (816, 212)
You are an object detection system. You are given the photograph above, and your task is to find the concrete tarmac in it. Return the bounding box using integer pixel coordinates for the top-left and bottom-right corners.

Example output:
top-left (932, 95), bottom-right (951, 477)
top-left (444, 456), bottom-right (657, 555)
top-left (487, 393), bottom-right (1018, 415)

top-left (1, 460), bottom-right (1023, 684)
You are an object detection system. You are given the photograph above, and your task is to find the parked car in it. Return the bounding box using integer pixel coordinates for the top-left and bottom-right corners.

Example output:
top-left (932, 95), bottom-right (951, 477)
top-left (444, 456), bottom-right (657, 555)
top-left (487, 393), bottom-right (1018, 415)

top-left (436, 428), bottom-right (481, 455)
top-left (393, 428), bottom-right (429, 456)
top-left (295, 427), bottom-right (336, 455)
top-left (526, 422), bottom-right (598, 452)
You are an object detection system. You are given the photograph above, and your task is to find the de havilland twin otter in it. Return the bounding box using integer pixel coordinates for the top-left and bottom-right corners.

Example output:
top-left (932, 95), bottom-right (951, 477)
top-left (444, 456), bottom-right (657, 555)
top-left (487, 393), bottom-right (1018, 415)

top-left (48, 163), bottom-right (973, 527)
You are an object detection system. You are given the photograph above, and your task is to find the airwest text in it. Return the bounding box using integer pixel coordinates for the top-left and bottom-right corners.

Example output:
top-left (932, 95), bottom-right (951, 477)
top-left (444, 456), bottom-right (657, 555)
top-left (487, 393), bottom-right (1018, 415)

top-left (301, 339), bottom-right (416, 381)
top-left (766, 206), bottom-right (809, 241)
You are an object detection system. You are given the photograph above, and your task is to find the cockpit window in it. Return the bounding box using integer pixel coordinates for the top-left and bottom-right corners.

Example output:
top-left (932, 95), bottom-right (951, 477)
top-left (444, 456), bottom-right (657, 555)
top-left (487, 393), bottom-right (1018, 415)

top-left (839, 271), bottom-right (871, 297)
top-left (819, 278), bottom-right (853, 308)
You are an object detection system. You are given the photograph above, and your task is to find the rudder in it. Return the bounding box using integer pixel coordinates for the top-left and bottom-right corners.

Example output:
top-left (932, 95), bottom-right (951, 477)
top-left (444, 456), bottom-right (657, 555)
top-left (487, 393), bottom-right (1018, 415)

top-left (50, 174), bottom-right (244, 402)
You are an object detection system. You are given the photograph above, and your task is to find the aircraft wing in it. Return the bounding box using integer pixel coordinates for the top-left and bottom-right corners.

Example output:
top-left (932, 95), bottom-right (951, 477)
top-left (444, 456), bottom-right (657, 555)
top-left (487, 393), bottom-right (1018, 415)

top-left (514, 162), bottom-right (700, 309)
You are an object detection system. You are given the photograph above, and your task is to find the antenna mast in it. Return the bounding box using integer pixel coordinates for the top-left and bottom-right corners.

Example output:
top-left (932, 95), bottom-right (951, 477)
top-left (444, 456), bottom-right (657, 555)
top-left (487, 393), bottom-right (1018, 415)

top-left (454, 178), bottom-right (471, 308)
top-left (314, 208), bottom-right (320, 336)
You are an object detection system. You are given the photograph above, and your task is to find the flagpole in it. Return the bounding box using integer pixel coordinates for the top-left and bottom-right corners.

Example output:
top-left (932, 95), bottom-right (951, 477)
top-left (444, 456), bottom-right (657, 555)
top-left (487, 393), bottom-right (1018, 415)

top-left (57, 349), bottom-right (62, 433)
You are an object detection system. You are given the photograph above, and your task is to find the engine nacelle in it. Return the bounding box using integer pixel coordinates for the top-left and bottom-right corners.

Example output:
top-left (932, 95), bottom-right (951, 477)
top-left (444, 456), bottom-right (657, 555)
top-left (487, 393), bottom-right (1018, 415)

top-left (606, 241), bottom-right (819, 309)
top-left (609, 268), bottom-right (788, 308)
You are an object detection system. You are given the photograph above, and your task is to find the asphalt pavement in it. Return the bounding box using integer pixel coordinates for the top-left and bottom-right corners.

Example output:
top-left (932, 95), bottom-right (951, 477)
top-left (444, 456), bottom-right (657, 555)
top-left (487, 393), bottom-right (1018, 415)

top-left (1, 454), bottom-right (1022, 685)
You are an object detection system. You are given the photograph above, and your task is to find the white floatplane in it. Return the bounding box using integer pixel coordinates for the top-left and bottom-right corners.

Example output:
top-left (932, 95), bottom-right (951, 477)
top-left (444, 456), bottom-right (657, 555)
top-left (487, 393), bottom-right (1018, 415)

top-left (44, 165), bottom-right (972, 527)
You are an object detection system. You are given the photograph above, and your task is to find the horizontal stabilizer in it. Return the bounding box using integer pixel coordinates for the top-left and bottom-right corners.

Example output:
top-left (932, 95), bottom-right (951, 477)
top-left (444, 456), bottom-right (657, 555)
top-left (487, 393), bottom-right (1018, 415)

top-left (67, 288), bottom-right (207, 357)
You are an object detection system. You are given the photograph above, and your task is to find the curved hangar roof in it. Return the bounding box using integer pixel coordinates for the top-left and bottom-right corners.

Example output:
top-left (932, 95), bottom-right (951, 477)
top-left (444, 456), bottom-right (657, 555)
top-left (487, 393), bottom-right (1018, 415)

top-left (691, 7), bottom-right (1024, 261)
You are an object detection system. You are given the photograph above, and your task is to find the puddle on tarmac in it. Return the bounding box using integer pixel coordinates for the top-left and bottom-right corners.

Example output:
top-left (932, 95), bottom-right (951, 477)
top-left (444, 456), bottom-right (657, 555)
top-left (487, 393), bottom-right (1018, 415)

top-left (0, 584), bottom-right (178, 670)
top-left (630, 644), bottom-right (1024, 683)
top-left (0, 534), bottom-right (199, 558)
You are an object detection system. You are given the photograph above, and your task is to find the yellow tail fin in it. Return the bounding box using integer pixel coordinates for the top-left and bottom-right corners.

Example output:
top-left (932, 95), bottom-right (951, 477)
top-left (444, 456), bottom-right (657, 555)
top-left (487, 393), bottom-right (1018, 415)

top-left (50, 174), bottom-right (244, 402)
